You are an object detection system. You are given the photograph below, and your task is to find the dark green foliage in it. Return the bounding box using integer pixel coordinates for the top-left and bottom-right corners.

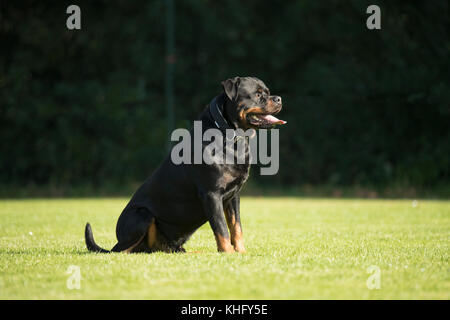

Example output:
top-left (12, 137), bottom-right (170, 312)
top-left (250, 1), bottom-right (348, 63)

top-left (0, 1), bottom-right (449, 193)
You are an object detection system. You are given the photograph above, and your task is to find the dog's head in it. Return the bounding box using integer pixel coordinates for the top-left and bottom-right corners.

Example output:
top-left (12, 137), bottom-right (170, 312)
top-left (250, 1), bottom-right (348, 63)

top-left (222, 76), bottom-right (286, 130)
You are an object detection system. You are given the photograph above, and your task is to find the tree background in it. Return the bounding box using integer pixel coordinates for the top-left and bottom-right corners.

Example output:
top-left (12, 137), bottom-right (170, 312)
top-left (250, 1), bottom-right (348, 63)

top-left (1, 1), bottom-right (449, 197)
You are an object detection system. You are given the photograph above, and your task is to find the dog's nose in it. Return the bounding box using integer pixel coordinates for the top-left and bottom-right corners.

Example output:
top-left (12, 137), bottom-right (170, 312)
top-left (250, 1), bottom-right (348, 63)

top-left (271, 96), bottom-right (282, 104)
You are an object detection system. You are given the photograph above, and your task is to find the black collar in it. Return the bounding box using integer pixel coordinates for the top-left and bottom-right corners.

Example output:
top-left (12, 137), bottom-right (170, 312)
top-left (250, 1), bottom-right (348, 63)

top-left (209, 94), bottom-right (234, 131)
top-left (209, 94), bottom-right (246, 141)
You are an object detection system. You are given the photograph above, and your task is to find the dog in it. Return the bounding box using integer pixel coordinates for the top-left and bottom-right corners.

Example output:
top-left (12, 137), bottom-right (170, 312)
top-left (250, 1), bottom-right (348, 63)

top-left (85, 76), bottom-right (285, 253)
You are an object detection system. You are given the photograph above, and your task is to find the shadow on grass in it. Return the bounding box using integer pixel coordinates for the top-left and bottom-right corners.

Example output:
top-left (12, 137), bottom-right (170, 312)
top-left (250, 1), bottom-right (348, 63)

top-left (0, 248), bottom-right (94, 256)
top-left (0, 247), bottom-right (210, 256)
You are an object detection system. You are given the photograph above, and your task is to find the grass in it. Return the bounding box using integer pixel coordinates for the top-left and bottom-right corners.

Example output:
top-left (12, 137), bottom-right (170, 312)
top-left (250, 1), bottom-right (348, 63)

top-left (0, 197), bottom-right (448, 299)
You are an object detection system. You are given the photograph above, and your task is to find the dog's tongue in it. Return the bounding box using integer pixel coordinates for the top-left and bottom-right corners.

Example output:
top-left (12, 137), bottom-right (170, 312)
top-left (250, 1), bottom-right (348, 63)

top-left (260, 114), bottom-right (287, 125)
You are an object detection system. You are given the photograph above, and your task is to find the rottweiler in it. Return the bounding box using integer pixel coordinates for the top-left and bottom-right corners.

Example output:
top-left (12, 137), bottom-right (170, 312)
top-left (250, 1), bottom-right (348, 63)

top-left (85, 76), bottom-right (285, 253)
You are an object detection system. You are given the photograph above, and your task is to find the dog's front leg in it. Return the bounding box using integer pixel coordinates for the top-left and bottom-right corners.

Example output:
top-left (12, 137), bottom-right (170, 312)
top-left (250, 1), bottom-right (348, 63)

top-left (202, 192), bottom-right (234, 253)
top-left (224, 195), bottom-right (246, 253)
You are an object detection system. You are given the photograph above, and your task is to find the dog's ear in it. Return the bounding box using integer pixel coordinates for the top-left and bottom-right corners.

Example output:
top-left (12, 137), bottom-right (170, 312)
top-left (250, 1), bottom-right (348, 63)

top-left (221, 77), bottom-right (241, 101)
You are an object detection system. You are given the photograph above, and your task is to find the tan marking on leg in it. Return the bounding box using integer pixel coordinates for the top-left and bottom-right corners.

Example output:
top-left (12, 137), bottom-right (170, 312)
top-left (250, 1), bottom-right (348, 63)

top-left (215, 234), bottom-right (234, 253)
top-left (147, 219), bottom-right (157, 249)
top-left (225, 208), bottom-right (246, 253)
top-left (232, 222), bottom-right (246, 253)
top-left (122, 233), bottom-right (147, 254)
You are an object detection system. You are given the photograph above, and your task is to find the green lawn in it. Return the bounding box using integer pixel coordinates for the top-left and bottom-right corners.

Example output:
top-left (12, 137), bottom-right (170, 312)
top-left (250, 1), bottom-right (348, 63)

top-left (0, 197), bottom-right (448, 299)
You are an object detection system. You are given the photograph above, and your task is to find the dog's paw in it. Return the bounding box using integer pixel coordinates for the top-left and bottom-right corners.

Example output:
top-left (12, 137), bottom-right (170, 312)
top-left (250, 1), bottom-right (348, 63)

top-left (218, 244), bottom-right (235, 253)
top-left (234, 244), bottom-right (246, 253)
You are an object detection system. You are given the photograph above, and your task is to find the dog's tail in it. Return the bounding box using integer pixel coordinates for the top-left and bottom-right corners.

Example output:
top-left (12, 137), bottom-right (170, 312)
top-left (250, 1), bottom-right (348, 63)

top-left (85, 223), bottom-right (110, 253)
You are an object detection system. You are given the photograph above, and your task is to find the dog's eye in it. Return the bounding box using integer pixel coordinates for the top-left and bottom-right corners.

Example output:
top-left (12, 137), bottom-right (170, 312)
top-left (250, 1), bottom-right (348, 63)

top-left (255, 93), bottom-right (261, 99)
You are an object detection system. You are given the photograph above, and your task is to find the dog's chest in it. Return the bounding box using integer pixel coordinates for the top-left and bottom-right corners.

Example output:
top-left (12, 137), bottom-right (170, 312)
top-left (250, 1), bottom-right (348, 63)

top-left (219, 163), bottom-right (250, 198)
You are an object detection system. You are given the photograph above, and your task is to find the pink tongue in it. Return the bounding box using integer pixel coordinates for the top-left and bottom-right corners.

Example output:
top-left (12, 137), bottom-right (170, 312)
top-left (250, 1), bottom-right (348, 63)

top-left (260, 114), bottom-right (287, 125)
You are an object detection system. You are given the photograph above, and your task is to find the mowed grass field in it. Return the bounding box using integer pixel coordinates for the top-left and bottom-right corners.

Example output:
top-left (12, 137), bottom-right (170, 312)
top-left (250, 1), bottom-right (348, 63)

top-left (0, 197), bottom-right (448, 299)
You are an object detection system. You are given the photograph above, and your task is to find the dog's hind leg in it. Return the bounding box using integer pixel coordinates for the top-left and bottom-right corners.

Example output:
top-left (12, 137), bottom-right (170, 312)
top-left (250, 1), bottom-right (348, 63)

top-left (111, 234), bottom-right (146, 253)
top-left (145, 218), bottom-right (181, 253)
top-left (111, 207), bottom-right (155, 253)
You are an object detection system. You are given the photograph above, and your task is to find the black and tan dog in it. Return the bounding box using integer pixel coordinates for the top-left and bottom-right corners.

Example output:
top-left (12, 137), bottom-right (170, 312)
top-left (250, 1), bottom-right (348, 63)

top-left (85, 76), bottom-right (285, 253)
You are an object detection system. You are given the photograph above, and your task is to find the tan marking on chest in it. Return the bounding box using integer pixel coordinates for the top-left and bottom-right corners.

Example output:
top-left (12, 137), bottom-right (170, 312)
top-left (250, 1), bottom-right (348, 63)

top-left (220, 171), bottom-right (236, 186)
